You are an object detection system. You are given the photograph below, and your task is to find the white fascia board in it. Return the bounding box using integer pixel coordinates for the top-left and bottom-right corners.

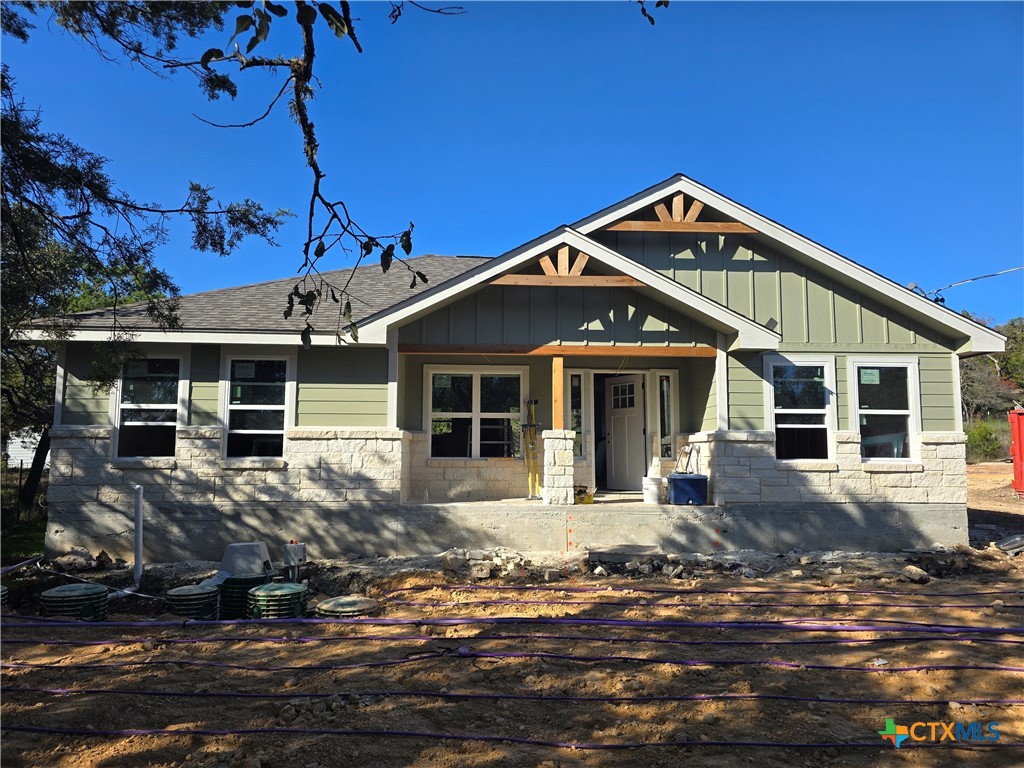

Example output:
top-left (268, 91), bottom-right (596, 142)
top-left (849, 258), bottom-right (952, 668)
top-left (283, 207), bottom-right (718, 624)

top-left (572, 174), bottom-right (1006, 355)
top-left (19, 327), bottom-right (386, 348)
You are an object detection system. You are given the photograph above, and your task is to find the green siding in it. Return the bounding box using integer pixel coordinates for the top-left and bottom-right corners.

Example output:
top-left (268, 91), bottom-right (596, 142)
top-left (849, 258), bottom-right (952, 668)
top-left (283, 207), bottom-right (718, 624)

top-left (398, 286), bottom-right (716, 349)
top-left (919, 354), bottom-right (957, 431)
top-left (189, 344), bottom-right (220, 426)
top-left (591, 230), bottom-right (957, 353)
top-left (728, 353), bottom-right (765, 430)
top-left (61, 343), bottom-right (110, 426)
top-left (296, 348), bottom-right (388, 428)
top-left (695, 360), bottom-right (718, 433)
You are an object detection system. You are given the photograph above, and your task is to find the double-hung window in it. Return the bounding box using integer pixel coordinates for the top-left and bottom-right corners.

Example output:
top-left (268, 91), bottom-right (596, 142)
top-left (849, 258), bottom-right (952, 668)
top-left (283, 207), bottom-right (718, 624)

top-left (852, 360), bottom-right (916, 460)
top-left (427, 367), bottom-right (525, 458)
top-left (226, 359), bottom-right (287, 457)
top-left (766, 357), bottom-right (833, 460)
top-left (118, 359), bottom-right (181, 457)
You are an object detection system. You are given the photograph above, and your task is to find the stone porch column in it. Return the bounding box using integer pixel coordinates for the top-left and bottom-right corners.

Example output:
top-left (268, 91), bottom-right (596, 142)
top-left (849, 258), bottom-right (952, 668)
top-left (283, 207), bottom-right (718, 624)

top-left (542, 429), bottom-right (575, 505)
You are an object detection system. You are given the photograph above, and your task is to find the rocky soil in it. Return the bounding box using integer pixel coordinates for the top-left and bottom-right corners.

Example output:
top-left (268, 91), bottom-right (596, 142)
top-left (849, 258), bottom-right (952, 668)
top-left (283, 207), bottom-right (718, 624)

top-left (2, 463), bottom-right (1022, 767)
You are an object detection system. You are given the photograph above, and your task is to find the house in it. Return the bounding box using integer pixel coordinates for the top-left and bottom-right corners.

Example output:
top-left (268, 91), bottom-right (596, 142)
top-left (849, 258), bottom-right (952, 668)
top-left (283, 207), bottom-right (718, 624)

top-left (36, 174), bottom-right (1005, 561)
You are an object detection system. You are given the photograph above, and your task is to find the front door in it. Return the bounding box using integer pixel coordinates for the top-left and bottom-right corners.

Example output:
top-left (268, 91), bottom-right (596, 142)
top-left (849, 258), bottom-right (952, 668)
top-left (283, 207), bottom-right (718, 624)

top-left (604, 374), bottom-right (646, 490)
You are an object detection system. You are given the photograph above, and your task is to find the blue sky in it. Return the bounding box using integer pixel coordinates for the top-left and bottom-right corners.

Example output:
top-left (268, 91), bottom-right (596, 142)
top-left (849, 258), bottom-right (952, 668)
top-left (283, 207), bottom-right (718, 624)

top-left (4, 1), bottom-right (1022, 323)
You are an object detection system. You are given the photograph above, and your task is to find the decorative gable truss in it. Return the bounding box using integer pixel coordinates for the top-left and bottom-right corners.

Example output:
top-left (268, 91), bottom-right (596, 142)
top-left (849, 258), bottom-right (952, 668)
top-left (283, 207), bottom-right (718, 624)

top-left (605, 191), bottom-right (757, 234)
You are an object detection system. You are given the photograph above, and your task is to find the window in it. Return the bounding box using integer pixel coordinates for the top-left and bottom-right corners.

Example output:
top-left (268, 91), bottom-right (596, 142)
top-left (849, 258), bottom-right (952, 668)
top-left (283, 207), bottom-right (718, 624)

top-left (427, 368), bottom-right (525, 458)
top-left (227, 359), bottom-right (286, 457)
top-left (569, 373), bottom-right (583, 457)
top-left (766, 358), bottom-right (833, 460)
top-left (118, 359), bottom-right (180, 457)
top-left (611, 381), bottom-right (635, 409)
top-left (657, 373), bottom-right (674, 458)
top-left (854, 363), bottom-right (913, 460)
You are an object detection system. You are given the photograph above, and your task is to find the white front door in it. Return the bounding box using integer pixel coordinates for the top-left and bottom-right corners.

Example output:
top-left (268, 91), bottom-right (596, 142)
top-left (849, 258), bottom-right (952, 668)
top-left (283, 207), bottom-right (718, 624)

top-left (604, 374), bottom-right (646, 490)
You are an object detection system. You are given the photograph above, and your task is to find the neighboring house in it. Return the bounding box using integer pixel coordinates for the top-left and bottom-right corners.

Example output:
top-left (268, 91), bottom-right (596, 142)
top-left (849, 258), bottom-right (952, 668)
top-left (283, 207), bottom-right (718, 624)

top-left (2, 429), bottom-right (50, 469)
top-left (33, 175), bottom-right (1005, 561)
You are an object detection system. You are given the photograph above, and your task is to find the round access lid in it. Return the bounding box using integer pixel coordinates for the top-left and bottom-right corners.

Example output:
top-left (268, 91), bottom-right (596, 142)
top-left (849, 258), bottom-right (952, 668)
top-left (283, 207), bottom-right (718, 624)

top-left (315, 595), bottom-right (379, 617)
top-left (41, 583), bottom-right (108, 599)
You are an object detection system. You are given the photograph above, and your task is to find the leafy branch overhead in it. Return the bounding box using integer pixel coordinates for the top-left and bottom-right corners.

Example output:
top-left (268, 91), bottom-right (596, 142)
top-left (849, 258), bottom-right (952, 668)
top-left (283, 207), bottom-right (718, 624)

top-left (3, 1), bottom-right (661, 349)
top-left (185, 0), bottom-right (463, 347)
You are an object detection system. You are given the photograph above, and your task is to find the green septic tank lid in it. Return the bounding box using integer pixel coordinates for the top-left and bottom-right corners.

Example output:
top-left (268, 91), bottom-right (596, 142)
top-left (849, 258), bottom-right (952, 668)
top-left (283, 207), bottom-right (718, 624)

top-left (41, 583), bottom-right (108, 598)
top-left (249, 582), bottom-right (306, 597)
top-left (167, 584), bottom-right (218, 597)
top-left (316, 596), bottom-right (378, 617)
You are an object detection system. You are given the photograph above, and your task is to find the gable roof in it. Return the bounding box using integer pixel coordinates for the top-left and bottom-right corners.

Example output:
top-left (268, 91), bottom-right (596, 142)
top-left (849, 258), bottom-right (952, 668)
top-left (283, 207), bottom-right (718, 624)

top-left (573, 174), bottom-right (1005, 354)
top-left (30, 254), bottom-right (488, 345)
top-left (357, 227), bottom-right (781, 350)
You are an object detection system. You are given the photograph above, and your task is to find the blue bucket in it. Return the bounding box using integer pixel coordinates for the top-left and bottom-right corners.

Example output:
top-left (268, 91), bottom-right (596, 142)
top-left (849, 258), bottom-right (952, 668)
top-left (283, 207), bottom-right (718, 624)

top-left (666, 473), bottom-right (708, 505)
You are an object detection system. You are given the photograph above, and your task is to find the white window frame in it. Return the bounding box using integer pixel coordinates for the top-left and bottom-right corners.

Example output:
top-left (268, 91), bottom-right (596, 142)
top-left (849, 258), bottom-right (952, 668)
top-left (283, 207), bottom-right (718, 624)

top-left (220, 347), bottom-right (297, 459)
top-left (565, 369), bottom-right (586, 458)
top-left (111, 349), bottom-right (190, 459)
top-left (763, 354), bottom-right (837, 462)
top-left (651, 369), bottom-right (679, 460)
top-left (847, 356), bottom-right (921, 463)
top-left (423, 365), bottom-right (528, 459)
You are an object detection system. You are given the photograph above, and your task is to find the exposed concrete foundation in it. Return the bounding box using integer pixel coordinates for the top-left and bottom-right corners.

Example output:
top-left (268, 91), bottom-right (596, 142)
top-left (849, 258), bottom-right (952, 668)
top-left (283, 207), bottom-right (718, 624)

top-left (46, 499), bottom-right (967, 562)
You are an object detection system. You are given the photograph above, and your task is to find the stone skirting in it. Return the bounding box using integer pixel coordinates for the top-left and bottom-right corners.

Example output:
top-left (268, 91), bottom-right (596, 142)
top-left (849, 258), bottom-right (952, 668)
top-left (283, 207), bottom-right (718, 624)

top-left (406, 432), bottom-right (529, 503)
top-left (47, 426), bottom-right (410, 512)
top-left (677, 430), bottom-right (967, 512)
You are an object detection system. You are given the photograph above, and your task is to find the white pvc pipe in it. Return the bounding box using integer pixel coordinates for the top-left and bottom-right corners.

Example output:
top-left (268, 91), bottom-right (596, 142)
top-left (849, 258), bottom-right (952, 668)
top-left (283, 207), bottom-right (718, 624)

top-left (133, 485), bottom-right (144, 584)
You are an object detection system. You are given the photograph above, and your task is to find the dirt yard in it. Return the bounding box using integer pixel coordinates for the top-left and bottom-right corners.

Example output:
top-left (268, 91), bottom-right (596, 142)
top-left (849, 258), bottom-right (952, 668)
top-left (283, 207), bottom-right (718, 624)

top-left (2, 464), bottom-right (1022, 767)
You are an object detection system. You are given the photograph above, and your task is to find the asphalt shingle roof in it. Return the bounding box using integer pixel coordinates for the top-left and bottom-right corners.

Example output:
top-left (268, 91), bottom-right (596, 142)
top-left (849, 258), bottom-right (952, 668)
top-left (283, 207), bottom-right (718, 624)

top-left (67, 254), bottom-right (490, 334)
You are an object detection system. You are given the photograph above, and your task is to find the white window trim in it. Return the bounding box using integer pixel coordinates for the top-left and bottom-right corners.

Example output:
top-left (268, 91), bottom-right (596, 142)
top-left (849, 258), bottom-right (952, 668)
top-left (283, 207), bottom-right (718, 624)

top-left (423, 364), bottom-right (529, 459)
top-left (220, 347), bottom-right (297, 460)
top-left (651, 369), bottom-right (679, 461)
top-left (847, 356), bottom-right (921, 463)
top-left (110, 349), bottom-right (190, 459)
top-left (565, 368), bottom-right (587, 461)
top-left (763, 354), bottom-right (837, 462)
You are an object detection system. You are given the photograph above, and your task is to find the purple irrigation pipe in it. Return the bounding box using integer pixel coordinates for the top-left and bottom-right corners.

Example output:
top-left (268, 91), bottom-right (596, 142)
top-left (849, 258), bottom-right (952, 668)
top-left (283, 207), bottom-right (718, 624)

top-left (387, 597), bottom-right (1023, 610)
top-left (0, 556), bottom-right (41, 575)
top-left (4, 724), bottom-right (1021, 751)
top-left (2, 615), bottom-right (1021, 634)
top-left (4, 632), bottom-right (1021, 649)
top-left (7, 686), bottom-right (1024, 707)
top-left (2, 653), bottom-right (455, 674)
top-left (387, 583), bottom-right (1024, 598)
top-left (6, 647), bottom-right (1024, 674)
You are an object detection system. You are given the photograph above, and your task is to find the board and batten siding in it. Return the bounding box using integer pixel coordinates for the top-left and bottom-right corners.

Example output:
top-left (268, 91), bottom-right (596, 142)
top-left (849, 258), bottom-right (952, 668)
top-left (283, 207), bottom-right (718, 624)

top-left (591, 230), bottom-right (955, 353)
top-left (398, 285), bottom-right (716, 348)
top-left (296, 347), bottom-right (389, 428)
top-left (189, 344), bottom-right (220, 427)
top-left (60, 343), bottom-right (109, 426)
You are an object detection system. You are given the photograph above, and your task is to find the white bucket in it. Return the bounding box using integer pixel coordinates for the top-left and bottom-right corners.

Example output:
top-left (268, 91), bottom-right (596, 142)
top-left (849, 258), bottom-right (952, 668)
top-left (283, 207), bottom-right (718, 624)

top-left (642, 476), bottom-right (663, 504)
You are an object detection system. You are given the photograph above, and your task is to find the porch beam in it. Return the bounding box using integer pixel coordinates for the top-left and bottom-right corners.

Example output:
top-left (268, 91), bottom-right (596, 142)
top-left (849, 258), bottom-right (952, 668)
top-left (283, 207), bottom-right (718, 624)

top-left (398, 344), bottom-right (718, 358)
top-left (552, 355), bottom-right (564, 429)
top-left (488, 274), bottom-right (644, 287)
top-left (605, 220), bottom-right (755, 233)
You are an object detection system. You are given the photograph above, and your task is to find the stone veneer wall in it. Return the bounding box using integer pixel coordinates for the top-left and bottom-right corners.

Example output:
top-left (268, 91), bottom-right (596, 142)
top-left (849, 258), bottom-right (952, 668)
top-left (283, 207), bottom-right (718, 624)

top-left (677, 430), bottom-right (966, 507)
top-left (47, 425), bottom-right (409, 511)
top-left (406, 432), bottom-right (529, 502)
top-left (542, 429), bottom-right (576, 505)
